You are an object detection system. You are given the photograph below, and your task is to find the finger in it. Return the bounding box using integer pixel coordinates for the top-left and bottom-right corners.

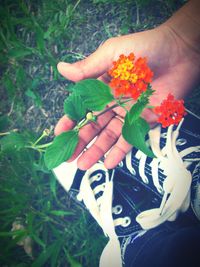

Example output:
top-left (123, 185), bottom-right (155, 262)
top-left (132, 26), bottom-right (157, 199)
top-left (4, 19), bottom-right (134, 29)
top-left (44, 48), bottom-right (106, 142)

top-left (68, 110), bottom-right (116, 162)
top-left (77, 116), bottom-right (123, 170)
top-left (57, 41), bottom-right (114, 82)
top-left (54, 115), bottom-right (76, 135)
top-left (98, 72), bottom-right (111, 84)
top-left (104, 135), bottom-right (132, 169)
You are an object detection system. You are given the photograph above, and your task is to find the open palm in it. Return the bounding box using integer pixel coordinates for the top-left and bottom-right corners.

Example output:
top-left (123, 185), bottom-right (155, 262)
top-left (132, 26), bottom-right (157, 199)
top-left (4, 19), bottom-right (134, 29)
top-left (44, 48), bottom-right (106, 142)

top-left (55, 26), bottom-right (200, 170)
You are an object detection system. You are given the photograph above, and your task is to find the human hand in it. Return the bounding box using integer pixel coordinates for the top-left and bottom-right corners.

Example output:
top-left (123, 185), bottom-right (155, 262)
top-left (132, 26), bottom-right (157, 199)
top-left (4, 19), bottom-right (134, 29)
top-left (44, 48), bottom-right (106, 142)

top-left (55, 22), bottom-right (200, 170)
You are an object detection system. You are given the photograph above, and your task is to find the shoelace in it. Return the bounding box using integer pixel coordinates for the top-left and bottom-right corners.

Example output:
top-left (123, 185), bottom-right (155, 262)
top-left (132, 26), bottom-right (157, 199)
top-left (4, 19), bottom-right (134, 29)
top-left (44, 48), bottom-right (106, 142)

top-left (77, 163), bottom-right (123, 267)
top-left (53, 161), bottom-right (123, 267)
top-left (53, 118), bottom-right (200, 267)
top-left (124, 119), bottom-right (200, 230)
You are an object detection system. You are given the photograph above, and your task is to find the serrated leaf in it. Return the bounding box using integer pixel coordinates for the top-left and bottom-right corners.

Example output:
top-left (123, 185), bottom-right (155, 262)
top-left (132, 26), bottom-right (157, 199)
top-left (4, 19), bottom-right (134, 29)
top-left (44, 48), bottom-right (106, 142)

top-left (44, 130), bottom-right (79, 170)
top-left (0, 132), bottom-right (26, 152)
top-left (64, 93), bottom-right (86, 121)
top-left (74, 79), bottom-right (114, 111)
top-left (128, 85), bottom-right (154, 124)
top-left (122, 115), bottom-right (155, 158)
top-left (128, 101), bottom-right (147, 124)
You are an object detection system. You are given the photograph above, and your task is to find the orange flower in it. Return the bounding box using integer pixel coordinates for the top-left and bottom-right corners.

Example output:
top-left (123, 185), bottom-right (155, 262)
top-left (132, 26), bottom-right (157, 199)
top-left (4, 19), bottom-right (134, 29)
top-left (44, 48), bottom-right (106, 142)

top-left (108, 53), bottom-right (153, 100)
top-left (154, 94), bottom-right (186, 127)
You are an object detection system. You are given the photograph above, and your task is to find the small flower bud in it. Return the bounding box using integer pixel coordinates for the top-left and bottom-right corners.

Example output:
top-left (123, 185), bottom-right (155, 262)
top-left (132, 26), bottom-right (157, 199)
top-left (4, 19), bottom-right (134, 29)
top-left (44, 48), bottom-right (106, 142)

top-left (43, 128), bottom-right (51, 136)
top-left (86, 112), bottom-right (94, 121)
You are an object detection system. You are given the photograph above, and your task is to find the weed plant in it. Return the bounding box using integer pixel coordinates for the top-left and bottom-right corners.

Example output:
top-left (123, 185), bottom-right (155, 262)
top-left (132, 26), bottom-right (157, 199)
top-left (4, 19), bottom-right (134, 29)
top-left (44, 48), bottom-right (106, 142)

top-left (0, 0), bottom-right (198, 266)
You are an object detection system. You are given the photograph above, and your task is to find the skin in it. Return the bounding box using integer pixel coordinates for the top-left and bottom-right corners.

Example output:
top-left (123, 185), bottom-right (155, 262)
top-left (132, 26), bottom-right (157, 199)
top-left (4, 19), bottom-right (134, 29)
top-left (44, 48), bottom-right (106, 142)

top-left (55, 0), bottom-right (200, 170)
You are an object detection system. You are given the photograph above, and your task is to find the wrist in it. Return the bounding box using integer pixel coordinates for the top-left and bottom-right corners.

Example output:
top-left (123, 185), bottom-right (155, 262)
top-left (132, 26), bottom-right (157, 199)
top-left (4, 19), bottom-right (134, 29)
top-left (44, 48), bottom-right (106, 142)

top-left (163, 0), bottom-right (200, 55)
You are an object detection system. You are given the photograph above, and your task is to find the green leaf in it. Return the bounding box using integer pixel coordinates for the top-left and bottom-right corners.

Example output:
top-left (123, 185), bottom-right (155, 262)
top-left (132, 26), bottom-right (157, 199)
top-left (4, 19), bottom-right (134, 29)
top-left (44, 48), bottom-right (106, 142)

top-left (31, 234), bottom-right (46, 249)
top-left (50, 175), bottom-right (57, 198)
top-left (128, 85), bottom-right (154, 124)
top-left (44, 130), bottom-right (79, 170)
top-left (31, 242), bottom-right (59, 267)
top-left (128, 100), bottom-right (147, 124)
top-left (2, 74), bottom-right (16, 97)
top-left (0, 132), bottom-right (26, 152)
top-left (122, 115), bottom-right (155, 158)
top-left (25, 88), bottom-right (42, 107)
top-left (50, 238), bottom-right (65, 267)
top-left (64, 93), bottom-right (86, 121)
top-left (49, 210), bottom-right (74, 216)
top-left (16, 66), bottom-right (26, 87)
top-left (0, 229), bottom-right (27, 237)
top-left (65, 249), bottom-right (82, 267)
top-left (65, 83), bottom-right (75, 92)
top-left (0, 115), bottom-right (10, 131)
top-left (74, 79), bottom-right (114, 111)
top-left (35, 24), bottom-right (45, 54)
top-left (8, 47), bottom-right (33, 59)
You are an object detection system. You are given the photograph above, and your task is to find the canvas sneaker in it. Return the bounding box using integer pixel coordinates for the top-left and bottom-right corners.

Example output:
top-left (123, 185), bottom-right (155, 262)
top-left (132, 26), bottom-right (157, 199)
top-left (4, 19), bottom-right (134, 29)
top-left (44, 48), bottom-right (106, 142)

top-left (53, 112), bottom-right (200, 267)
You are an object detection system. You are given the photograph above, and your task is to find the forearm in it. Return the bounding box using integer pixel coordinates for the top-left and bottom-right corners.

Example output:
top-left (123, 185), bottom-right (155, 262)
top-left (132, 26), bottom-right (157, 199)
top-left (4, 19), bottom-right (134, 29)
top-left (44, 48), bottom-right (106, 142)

top-left (164, 0), bottom-right (200, 54)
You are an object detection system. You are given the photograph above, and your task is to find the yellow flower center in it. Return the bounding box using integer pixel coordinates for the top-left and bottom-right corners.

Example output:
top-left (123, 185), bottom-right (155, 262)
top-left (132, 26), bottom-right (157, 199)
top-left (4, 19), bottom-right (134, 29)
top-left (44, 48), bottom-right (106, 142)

top-left (130, 73), bottom-right (138, 83)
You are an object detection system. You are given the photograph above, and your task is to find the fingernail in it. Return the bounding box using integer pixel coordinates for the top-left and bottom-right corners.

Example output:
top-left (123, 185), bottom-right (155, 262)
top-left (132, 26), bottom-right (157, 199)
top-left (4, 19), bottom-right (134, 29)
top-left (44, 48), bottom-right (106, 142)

top-left (57, 62), bottom-right (83, 82)
top-left (57, 62), bottom-right (71, 72)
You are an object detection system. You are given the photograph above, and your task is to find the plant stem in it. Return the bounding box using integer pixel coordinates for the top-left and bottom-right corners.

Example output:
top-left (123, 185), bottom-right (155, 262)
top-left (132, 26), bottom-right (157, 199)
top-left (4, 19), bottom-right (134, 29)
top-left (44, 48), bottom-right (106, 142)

top-left (74, 118), bottom-right (88, 130)
top-left (35, 142), bottom-right (53, 149)
top-left (96, 98), bottom-right (132, 118)
top-left (72, 98), bottom-right (133, 131)
top-left (33, 135), bottom-right (44, 146)
top-left (0, 129), bottom-right (18, 136)
top-left (33, 129), bottom-right (51, 146)
top-left (146, 105), bottom-right (154, 109)
top-left (26, 141), bottom-right (52, 152)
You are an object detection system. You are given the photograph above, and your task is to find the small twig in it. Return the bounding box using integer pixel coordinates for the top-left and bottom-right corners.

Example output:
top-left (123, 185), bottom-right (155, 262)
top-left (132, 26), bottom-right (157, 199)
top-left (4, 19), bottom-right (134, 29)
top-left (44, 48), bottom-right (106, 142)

top-left (185, 108), bottom-right (200, 120)
top-left (135, 1), bottom-right (140, 25)
top-left (7, 98), bottom-right (16, 116)
top-left (50, 66), bottom-right (53, 81)
top-left (0, 129), bottom-right (18, 136)
top-left (68, 51), bottom-right (86, 59)
top-left (72, 0), bottom-right (81, 12)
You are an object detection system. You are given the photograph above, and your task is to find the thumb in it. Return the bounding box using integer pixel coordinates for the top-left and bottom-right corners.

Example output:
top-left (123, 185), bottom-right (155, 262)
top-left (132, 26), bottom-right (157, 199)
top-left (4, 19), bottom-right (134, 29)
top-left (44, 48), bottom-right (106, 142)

top-left (57, 40), bottom-right (114, 82)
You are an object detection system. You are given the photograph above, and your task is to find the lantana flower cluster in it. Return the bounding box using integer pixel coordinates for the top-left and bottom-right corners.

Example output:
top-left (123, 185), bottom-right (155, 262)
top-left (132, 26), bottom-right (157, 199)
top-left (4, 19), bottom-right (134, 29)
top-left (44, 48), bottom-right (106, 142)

top-left (154, 94), bottom-right (186, 127)
top-left (108, 53), bottom-right (153, 100)
top-left (108, 53), bottom-right (186, 128)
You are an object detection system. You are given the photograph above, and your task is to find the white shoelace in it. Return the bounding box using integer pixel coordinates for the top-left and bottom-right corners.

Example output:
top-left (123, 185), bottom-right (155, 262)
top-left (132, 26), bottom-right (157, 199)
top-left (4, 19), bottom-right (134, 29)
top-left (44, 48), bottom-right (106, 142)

top-left (133, 119), bottom-right (199, 229)
top-left (53, 118), bottom-right (200, 267)
top-left (53, 162), bottom-right (123, 267)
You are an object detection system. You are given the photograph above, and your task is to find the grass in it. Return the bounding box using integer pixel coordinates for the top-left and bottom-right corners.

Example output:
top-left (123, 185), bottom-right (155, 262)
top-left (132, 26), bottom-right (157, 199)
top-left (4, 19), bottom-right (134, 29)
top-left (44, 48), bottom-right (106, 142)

top-left (0, 0), bottom-right (199, 266)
